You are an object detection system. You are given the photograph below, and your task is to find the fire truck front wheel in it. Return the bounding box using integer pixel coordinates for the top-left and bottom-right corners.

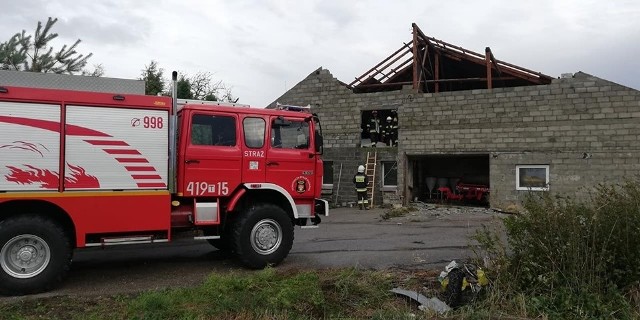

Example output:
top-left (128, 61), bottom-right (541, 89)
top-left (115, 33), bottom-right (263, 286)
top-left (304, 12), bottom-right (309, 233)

top-left (0, 215), bottom-right (72, 295)
top-left (232, 204), bottom-right (294, 269)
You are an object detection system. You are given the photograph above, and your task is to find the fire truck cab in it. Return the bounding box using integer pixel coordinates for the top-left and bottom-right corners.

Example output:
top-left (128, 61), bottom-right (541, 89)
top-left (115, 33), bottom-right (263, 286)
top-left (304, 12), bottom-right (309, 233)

top-left (0, 82), bottom-right (327, 295)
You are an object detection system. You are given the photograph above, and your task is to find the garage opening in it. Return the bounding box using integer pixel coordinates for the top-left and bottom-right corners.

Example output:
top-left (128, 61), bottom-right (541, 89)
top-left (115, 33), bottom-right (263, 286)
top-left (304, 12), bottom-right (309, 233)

top-left (408, 154), bottom-right (490, 206)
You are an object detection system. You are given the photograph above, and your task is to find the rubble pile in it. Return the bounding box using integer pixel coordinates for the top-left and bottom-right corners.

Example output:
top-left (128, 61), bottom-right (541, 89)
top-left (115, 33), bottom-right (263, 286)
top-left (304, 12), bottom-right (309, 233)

top-left (407, 202), bottom-right (494, 218)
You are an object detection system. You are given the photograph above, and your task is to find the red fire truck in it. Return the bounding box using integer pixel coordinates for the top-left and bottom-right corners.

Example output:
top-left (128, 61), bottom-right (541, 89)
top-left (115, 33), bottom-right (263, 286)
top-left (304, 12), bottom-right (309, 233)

top-left (0, 74), bottom-right (328, 295)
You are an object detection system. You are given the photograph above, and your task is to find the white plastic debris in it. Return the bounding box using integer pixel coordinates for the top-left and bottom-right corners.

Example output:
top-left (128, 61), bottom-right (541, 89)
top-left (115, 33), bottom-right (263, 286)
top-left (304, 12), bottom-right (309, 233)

top-left (390, 287), bottom-right (451, 314)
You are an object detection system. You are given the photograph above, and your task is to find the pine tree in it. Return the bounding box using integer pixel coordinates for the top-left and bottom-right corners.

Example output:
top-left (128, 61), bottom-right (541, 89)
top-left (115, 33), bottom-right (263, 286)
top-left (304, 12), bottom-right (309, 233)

top-left (140, 60), bottom-right (165, 96)
top-left (177, 75), bottom-right (194, 99)
top-left (0, 17), bottom-right (93, 74)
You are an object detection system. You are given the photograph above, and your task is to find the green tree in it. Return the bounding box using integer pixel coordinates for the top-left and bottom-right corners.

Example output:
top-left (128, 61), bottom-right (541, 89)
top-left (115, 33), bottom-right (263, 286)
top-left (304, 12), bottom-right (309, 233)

top-left (140, 60), bottom-right (165, 96)
top-left (0, 17), bottom-right (93, 74)
top-left (176, 74), bottom-right (193, 99)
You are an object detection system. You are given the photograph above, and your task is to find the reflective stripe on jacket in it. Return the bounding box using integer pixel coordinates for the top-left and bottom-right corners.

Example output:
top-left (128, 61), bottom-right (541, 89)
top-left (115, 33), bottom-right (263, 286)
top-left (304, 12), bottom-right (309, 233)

top-left (353, 173), bottom-right (368, 191)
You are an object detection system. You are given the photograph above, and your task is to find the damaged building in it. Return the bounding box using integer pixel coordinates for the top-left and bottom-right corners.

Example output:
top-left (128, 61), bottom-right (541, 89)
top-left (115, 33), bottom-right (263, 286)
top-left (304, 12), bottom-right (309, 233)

top-left (269, 24), bottom-right (640, 210)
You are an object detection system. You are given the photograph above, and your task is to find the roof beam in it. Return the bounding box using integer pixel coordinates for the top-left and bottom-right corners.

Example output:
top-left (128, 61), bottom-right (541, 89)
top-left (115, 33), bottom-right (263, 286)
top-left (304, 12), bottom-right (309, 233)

top-left (412, 24), bottom-right (419, 92)
top-left (434, 52), bottom-right (440, 93)
top-left (348, 43), bottom-right (411, 87)
top-left (485, 47), bottom-right (492, 89)
top-left (354, 76), bottom-right (519, 89)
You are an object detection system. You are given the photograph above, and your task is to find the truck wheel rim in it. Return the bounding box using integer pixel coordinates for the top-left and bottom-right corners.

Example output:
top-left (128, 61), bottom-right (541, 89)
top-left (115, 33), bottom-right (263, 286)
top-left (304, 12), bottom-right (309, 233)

top-left (1, 234), bottom-right (51, 279)
top-left (250, 219), bottom-right (282, 255)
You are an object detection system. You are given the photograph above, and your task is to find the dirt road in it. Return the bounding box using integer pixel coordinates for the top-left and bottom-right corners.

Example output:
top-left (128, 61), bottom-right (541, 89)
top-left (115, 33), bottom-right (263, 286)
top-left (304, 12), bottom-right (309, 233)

top-left (0, 205), bottom-right (500, 302)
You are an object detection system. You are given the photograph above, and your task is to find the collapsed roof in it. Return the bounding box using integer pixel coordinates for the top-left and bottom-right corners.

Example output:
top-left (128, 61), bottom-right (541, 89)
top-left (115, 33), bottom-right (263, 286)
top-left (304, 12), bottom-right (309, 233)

top-left (349, 23), bottom-right (553, 94)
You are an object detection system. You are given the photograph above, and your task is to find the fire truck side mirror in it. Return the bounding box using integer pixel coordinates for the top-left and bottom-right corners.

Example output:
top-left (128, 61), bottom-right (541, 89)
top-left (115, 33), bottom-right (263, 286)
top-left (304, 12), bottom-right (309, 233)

top-left (314, 129), bottom-right (323, 154)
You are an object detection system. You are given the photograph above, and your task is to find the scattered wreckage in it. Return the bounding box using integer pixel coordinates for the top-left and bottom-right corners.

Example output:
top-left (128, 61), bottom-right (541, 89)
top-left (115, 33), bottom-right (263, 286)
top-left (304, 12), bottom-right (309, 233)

top-left (391, 260), bottom-right (489, 314)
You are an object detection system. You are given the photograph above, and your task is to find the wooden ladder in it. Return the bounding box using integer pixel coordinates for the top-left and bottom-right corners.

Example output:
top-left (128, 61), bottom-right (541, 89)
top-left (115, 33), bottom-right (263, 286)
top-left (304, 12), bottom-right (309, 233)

top-left (365, 151), bottom-right (377, 208)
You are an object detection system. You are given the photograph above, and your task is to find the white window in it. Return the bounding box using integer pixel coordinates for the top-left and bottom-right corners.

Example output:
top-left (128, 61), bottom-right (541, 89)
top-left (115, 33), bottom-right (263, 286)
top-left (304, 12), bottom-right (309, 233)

top-left (382, 161), bottom-right (397, 190)
top-left (516, 165), bottom-right (549, 191)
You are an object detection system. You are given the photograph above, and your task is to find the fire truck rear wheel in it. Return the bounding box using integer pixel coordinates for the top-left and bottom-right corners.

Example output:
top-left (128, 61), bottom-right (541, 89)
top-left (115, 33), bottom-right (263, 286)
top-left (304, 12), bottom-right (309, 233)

top-left (0, 215), bottom-right (72, 295)
top-left (232, 204), bottom-right (294, 269)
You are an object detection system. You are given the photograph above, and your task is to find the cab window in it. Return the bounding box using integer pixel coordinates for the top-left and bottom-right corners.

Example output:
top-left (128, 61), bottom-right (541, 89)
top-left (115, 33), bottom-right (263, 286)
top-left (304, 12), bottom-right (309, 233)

top-left (191, 114), bottom-right (236, 146)
top-left (243, 117), bottom-right (265, 148)
top-left (271, 119), bottom-right (309, 149)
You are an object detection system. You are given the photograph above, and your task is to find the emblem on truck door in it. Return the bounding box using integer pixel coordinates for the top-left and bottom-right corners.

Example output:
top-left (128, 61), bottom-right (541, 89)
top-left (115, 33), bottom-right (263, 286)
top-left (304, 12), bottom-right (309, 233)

top-left (292, 176), bottom-right (310, 194)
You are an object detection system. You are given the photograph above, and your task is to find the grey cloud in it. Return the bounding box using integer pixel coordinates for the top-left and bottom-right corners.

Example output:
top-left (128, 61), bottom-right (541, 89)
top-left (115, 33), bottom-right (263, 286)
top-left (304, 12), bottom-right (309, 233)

top-left (313, 1), bottom-right (358, 29)
top-left (55, 15), bottom-right (151, 46)
top-left (0, 0), bottom-right (52, 39)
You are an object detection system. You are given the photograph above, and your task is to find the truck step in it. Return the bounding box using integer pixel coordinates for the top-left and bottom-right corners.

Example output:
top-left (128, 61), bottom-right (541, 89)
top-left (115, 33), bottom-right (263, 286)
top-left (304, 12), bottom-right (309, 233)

top-left (86, 236), bottom-right (168, 247)
top-left (193, 235), bottom-right (221, 240)
top-left (300, 225), bottom-right (319, 229)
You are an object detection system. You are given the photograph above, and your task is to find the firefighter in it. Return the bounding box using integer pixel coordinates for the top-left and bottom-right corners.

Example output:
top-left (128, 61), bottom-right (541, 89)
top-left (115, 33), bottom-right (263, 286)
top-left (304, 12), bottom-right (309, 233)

top-left (391, 110), bottom-right (398, 146)
top-left (367, 110), bottom-right (380, 147)
top-left (353, 165), bottom-right (369, 210)
top-left (382, 116), bottom-right (393, 146)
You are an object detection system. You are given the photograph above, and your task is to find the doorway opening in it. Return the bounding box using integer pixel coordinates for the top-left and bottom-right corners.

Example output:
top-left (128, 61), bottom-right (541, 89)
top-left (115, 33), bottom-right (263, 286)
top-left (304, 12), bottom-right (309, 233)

top-left (408, 154), bottom-right (490, 206)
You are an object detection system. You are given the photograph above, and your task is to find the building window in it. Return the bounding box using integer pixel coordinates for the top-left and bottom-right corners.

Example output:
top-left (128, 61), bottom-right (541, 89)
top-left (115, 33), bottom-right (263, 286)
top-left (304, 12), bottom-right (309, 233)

top-left (516, 165), bottom-right (549, 191)
top-left (243, 117), bottom-right (265, 148)
top-left (382, 161), bottom-right (397, 189)
top-left (360, 109), bottom-right (398, 147)
top-left (322, 161), bottom-right (334, 193)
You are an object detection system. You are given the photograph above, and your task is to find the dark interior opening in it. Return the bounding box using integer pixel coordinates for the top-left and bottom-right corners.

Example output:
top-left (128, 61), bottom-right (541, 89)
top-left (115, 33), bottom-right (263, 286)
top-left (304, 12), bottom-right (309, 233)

top-left (409, 154), bottom-right (490, 206)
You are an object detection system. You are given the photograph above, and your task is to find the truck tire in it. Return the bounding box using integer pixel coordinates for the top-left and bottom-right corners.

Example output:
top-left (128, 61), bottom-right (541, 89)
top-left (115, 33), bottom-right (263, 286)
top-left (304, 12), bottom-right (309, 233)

top-left (0, 215), bottom-right (72, 295)
top-left (231, 204), bottom-right (294, 269)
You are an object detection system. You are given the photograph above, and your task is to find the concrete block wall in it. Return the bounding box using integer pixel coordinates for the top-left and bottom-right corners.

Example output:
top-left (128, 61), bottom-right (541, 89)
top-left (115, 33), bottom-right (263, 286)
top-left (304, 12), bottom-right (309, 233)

top-left (397, 72), bottom-right (640, 208)
top-left (270, 68), bottom-right (640, 209)
top-left (322, 147), bottom-right (397, 206)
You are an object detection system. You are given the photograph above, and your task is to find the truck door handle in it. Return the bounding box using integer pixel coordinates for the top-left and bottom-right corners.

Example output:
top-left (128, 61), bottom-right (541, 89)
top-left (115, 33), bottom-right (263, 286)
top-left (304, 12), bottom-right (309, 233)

top-left (266, 161), bottom-right (279, 166)
top-left (185, 159), bottom-right (200, 164)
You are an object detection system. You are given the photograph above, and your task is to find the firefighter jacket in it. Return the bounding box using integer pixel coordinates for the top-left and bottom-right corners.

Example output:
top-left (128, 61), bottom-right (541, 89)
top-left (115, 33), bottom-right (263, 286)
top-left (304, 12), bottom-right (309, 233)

top-left (367, 117), bottom-right (380, 133)
top-left (353, 172), bottom-right (368, 192)
top-left (382, 120), bottom-right (393, 137)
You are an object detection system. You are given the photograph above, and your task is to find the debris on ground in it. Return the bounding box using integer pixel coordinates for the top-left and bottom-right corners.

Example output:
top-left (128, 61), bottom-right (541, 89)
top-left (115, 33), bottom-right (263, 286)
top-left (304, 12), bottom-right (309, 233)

top-left (390, 287), bottom-right (451, 314)
top-left (438, 260), bottom-right (489, 308)
top-left (380, 206), bottom-right (417, 220)
top-left (380, 202), bottom-right (498, 222)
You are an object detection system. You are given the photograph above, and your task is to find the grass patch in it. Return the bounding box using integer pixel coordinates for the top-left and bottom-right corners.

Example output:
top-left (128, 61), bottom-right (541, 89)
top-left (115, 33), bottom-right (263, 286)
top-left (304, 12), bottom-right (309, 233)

top-left (0, 268), bottom-right (429, 320)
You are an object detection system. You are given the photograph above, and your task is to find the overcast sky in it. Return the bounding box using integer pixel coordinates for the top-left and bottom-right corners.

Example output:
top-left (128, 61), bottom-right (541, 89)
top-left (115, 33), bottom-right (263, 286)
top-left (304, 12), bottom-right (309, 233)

top-left (2, 0), bottom-right (639, 106)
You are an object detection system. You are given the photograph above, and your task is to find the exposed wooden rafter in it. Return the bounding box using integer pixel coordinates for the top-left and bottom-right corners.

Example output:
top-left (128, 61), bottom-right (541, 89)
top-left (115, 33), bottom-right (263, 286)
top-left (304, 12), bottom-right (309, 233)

top-left (349, 23), bottom-right (553, 94)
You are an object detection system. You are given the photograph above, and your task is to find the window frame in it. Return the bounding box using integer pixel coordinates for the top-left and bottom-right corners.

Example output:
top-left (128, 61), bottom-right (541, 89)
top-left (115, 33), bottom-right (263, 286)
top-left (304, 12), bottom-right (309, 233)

top-left (270, 119), bottom-right (310, 150)
top-left (381, 161), bottom-right (398, 191)
top-left (243, 117), bottom-right (266, 149)
top-left (516, 164), bottom-right (550, 191)
top-left (189, 113), bottom-right (237, 147)
top-left (322, 161), bottom-right (334, 193)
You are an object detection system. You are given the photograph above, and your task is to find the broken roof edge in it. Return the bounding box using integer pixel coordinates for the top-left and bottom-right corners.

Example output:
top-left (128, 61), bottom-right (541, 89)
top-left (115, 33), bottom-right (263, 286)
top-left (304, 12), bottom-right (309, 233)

top-left (266, 67), bottom-right (349, 109)
top-left (349, 23), bottom-right (554, 91)
top-left (569, 71), bottom-right (640, 92)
